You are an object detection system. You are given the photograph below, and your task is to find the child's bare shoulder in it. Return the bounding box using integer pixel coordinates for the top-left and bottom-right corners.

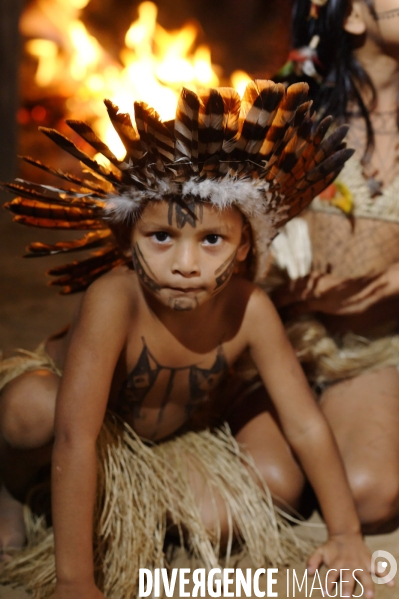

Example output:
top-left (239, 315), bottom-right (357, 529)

top-left (247, 284), bottom-right (276, 312)
top-left (228, 277), bottom-right (274, 313)
top-left (74, 266), bottom-right (140, 331)
top-left (86, 266), bottom-right (137, 303)
top-left (224, 277), bottom-right (278, 336)
top-left (242, 284), bottom-right (289, 351)
top-left (229, 279), bottom-right (280, 331)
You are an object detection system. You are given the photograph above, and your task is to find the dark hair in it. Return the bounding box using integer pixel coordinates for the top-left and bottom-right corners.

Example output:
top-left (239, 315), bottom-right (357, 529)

top-left (279, 0), bottom-right (378, 160)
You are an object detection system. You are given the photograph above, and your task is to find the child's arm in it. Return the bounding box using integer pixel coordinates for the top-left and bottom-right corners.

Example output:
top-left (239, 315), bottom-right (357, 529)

top-left (246, 288), bottom-right (374, 598)
top-left (50, 276), bottom-right (130, 599)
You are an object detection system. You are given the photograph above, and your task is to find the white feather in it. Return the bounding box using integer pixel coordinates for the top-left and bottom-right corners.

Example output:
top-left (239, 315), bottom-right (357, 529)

top-left (271, 217), bottom-right (312, 279)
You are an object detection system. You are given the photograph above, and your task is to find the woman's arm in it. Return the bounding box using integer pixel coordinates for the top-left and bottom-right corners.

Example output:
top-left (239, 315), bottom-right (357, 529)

top-left (333, 262), bottom-right (399, 313)
top-left (51, 277), bottom-right (130, 599)
top-left (246, 288), bottom-right (374, 597)
top-left (273, 263), bottom-right (399, 316)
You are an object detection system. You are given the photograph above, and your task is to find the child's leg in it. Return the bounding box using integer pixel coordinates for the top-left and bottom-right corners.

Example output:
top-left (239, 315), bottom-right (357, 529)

top-left (320, 366), bottom-right (399, 533)
top-left (184, 386), bottom-right (305, 541)
top-left (232, 386), bottom-right (306, 511)
top-left (0, 369), bottom-right (59, 554)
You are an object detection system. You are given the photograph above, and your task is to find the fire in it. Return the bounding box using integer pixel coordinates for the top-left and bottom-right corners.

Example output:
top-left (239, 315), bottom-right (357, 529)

top-left (231, 70), bottom-right (253, 98)
top-left (25, 39), bottom-right (58, 87)
top-left (21, 0), bottom-right (249, 160)
top-left (68, 21), bottom-right (102, 82)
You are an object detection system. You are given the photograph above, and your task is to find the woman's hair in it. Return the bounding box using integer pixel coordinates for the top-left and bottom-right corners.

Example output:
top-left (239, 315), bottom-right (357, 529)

top-left (280, 0), bottom-right (378, 159)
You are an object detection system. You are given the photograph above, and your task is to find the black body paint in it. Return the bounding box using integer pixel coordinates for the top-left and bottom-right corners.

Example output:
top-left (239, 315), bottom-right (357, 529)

top-left (118, 338), bottom-right (228, 424)
top-left (187, 346), bottom-right (227, 417)
top-left (168, 197), bottom-right (203, 229)
top-left (132, 243), bottom-right (162, 293)
top-left (213, 250), bottom-right (237, 292)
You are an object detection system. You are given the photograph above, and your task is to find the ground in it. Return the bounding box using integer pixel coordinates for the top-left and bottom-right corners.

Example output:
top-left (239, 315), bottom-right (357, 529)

top-left (1, 207), bottom-right (398, 598)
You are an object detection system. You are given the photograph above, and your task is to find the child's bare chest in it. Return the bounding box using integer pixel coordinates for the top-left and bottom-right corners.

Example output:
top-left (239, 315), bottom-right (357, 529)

top-left (112, 317), bottom-right (246, 441)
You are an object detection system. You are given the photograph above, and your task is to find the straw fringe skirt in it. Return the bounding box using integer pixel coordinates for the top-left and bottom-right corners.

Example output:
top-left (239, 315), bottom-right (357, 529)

top-left (0, 347), bottom-right (310, 599)
top-left (285, 317), bottom-right (399, 387)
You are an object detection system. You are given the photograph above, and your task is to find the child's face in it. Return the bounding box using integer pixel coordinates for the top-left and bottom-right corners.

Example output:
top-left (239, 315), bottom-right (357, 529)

top-left (130, 199), bottom-right (251, 311)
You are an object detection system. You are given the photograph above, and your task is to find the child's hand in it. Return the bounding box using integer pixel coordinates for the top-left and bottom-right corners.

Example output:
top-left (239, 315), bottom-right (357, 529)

top-left (51, 581), bottom-right (106, 599)
top-left (307, 532), bottom-right (382, 599)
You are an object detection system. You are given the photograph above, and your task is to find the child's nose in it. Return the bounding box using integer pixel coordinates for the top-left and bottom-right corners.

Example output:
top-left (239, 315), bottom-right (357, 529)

top-left (171, 243), bottom-right (200, 276)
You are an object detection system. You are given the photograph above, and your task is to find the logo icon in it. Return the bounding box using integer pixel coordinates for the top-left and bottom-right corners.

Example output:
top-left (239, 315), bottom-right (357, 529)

top-left (371, 550), bottom-right (397, 585)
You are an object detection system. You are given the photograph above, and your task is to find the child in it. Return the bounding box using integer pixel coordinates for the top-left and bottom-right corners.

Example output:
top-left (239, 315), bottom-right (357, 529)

top-left (0, 81), bottom-right (375, 598)
top-left (272, 0), bottom-right (399, 534)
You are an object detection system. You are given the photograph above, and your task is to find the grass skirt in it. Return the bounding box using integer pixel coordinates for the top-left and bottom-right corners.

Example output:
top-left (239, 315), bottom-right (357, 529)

top-left (0, 348), bottom-right (310, 599)
top-left (285, 317), bottom-right (399, 386)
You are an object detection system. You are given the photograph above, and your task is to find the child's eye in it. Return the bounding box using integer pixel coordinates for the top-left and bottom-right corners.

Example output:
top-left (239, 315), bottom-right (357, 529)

top-left (152, 232), bottom-right (170, 243)
top-left (203, 234), bottom-right (222, 245)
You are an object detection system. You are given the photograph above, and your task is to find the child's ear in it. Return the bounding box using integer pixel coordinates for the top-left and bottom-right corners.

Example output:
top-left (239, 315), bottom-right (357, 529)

top-left (235, 222), bottom-right (252, 262)
top-left (343, 0), bottom-right (367, 35)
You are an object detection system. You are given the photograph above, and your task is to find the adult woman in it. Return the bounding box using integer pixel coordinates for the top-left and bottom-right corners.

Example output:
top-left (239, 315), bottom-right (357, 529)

top-left (271, 0), bottom-right (399, 533)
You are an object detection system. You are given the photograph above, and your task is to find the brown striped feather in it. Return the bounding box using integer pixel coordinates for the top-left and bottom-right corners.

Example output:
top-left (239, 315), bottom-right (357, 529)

top-left (267, 102), bottom-right (314, 165)
top-left (299, 125), bottom-right (349, 175)
top-left (66, 120), bottom-right (125, 169)
top-left (103, 99), bottom-right (144, 162)
top-left (5, 198), bottom-right (101, 224)
top-left (39, 127), bottom-right (122, 184)
top-left (133, 103), bottom-right (173, 166)
top-left (276, 171), bottom-right (339, 227)
top-left (21, 156), bottom-right (113, 195)
top-left (219, 88), bottom-right (241, 156)
top-left (258, 82), bottom-right (309, 159)
top-left (3, 183), bottom-right (103, 208)
top-left (265, 117), bottom-right (314, 185)
top-left (11, 215), bottom-right (106, 230)
top-left (293, 116), bottom-right (333, 170)
top-left (174, 88), bottom-right (200, 162)
top-left (197, 89), bottom-right (225, 163)
top-left (55, 258), bottom-right (127, 294)
top-left (278, 148), bottom-right (354, 204)
top-left (271, 116), bottom-right (333, 185)
top-left (48, 250), bottom-right (127, 294)
top-left (26, 230), bottom-right (113, 256)
top-left (133, 103), bottom-right (174, 166)
top-left (133, 102), bottom-right (157, 156)
top-left (48, 247), bottom-right (122, 276)
top-left (146, 114), bottom-right (174, 164)
top-left (232, 81), bottom-right (285, 159)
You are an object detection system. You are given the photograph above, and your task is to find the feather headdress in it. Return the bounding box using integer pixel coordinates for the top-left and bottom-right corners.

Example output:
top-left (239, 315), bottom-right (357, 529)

top-left (3, 80), bottom-right (352, 292)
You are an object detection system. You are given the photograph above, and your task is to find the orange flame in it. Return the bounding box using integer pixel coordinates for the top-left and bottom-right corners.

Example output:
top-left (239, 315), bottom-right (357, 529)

top-left (22, 0), bottom-right (249, 160)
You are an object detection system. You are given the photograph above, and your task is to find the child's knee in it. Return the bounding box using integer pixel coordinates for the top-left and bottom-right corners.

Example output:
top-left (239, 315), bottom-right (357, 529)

top-left (255, 459), bottom-right (305, 510)
top-left (0, 370), bottom-right (59, 449)
top-left (349, 467), bottom-right (399, 526)
top-left (187, 465), bottom-right (231, 540)
top-left (199, 494), bottom-right (230, 540)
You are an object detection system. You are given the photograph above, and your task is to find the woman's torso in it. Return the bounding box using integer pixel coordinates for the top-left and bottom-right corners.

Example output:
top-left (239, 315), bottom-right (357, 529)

top-left (303, 149), bottom-right (399, 334)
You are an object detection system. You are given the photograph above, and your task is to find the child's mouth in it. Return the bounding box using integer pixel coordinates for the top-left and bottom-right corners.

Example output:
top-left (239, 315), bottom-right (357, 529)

top-left (168, 287), bottom-right (202, 294)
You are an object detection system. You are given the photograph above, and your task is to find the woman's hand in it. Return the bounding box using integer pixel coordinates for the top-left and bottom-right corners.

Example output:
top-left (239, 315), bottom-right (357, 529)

top-left (335, 262), bottom-right (399, 314)
top-left (273, 271), bottom-right (379, 315)
top-left (51, 580), bottom-right (106, 599)
top-left (307, 532), bottom-right (390, 598)
top-left (273, 265), bottom-right (399, 316)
